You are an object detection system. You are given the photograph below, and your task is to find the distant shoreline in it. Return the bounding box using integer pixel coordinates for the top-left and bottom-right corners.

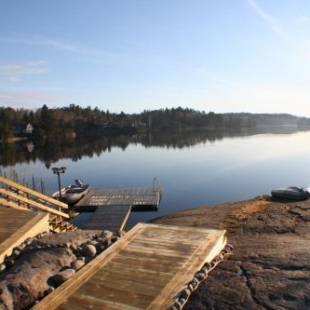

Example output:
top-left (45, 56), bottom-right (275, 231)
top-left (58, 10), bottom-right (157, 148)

top-left (2, 105), bottom-right (310, 144)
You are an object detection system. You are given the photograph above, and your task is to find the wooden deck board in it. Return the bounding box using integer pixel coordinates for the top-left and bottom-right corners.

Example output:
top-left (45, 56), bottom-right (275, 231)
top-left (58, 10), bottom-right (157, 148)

top-left (35, 223), bottom-right (226, 310)
top-left (0, 207), bottom-right (49, 264)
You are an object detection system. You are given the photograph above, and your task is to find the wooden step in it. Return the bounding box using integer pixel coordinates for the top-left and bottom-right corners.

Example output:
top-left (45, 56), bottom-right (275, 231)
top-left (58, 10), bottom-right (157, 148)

top-left (49, 215), bottom-right (78, 233)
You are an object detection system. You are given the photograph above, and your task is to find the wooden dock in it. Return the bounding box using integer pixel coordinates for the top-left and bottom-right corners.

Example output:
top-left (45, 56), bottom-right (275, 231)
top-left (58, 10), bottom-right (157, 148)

top-left (79, 205), bottom-right (132, 232)
top-left (75, 188), bottom-right (161, 211)
top-left (34, 223), bottom-right (227, 310)
top-left (0, 208), bottom-right (49, 264)
top-left (74, 187), bottom-right (161, 233)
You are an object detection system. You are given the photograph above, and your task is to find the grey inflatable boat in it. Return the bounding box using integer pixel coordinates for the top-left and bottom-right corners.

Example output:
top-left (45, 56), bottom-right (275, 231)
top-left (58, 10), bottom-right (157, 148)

top-left (271, 186), bottom-right (310, 201)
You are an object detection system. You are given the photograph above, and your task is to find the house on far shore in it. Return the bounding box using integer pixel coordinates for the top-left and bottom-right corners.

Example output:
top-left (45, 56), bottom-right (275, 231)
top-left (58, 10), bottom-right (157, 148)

top-left (26, 142), bottom-right (34, 153)
top-left (24, 123), bottom-right (34, 135)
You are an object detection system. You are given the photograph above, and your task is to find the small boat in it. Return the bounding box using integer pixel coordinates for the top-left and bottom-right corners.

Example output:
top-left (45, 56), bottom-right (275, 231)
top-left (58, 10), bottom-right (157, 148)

top-left (271, 186), bottom-right (310, 201)
top-left (52, 179), bottom-right (90, 204)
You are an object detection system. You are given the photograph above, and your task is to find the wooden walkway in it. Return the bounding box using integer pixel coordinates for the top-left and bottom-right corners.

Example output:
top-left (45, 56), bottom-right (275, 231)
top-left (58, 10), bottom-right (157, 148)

top-left (0, 208), bottom-right (49, 264)
top-left (75, 188), bottom-right (161, 211)
top-left (79, 205), bottom-right (132, 232)
top-left (35, 223), bottom-right (227, 310)
top-left (74, 187), bottom-right (161, 233)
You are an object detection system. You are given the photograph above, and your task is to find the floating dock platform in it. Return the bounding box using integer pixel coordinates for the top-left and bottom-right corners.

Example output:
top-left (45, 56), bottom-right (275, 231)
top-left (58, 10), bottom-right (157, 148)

top-left (74, 187), bottom-right (161, 233)
top-left (34, 223), bottom-right (226, 310)
top-left (75, 188), bottom-right (161, 211)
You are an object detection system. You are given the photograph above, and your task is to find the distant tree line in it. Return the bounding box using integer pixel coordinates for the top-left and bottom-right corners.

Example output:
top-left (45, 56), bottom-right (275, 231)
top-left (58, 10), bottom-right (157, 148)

top-left (0, 104), bottom-right (135, 143)
top-left (0, 104), bottom-right (310, 143)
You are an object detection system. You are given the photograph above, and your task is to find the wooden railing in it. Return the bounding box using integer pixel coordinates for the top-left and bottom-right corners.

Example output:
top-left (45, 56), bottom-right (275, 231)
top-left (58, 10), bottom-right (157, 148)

top-left (0, 175), bottom-right (68, 211)
top-left (0, 176), bottom-right (79, 233)
top-left (0, 189), bottom-right (69, 219)
top-left (0, 176), bottom-right (69, 219)
top-left (0, 197), bottom-right (29, 212)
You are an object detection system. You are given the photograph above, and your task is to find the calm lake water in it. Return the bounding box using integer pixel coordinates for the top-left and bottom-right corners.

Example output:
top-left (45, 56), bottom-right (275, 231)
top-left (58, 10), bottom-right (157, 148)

top-left (1, 129), bottom-right (310, 227)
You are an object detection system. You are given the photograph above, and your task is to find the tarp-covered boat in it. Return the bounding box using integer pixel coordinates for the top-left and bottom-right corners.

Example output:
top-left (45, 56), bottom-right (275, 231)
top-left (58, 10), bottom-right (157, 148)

top-left (271, 186), bottom-right (310, 201)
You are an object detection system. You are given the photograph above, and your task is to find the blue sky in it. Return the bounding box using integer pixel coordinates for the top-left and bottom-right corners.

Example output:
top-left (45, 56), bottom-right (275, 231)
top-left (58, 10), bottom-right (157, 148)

top-left (1, 0), bottom-right (310, 115)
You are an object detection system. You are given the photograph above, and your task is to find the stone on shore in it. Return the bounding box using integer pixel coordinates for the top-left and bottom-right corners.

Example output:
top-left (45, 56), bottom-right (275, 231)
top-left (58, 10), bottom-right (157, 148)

top-left (71, 258), bottom-right (85, 270)
top-left (50, 269), bottom-right (76, 287)
top-left (82, 244), bottom-right (97, 257)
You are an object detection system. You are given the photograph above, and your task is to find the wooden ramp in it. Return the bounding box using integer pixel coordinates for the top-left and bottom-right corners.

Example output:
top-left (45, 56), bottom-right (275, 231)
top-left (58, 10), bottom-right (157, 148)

top-left (75, 188), bottom-right (161, 211)
top-left (35, 223), bottom-right (226, 310)
top-left (79, 205), bottom-right (132, 232)
top-left (0, 208), bottom-right (49, 264)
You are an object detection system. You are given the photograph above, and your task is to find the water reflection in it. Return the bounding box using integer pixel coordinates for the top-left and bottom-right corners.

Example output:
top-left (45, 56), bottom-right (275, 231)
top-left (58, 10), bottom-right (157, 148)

top-left (1, 128), bottom-right (310, 226)
top-left (0, 127), bottom-right (304, 167)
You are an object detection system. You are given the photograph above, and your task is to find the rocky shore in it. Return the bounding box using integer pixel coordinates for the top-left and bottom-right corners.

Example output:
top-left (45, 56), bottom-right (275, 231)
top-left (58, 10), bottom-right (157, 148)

top-left (153, 197), bottom-right (310, 309)
top-left (1, 196), bottom-right (309, 309)
top-left (0, 230), bottom-right (118, 310)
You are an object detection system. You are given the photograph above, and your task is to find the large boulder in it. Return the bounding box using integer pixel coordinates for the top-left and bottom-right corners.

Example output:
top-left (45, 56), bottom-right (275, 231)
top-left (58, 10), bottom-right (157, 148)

top-left (0, 230), bottom-right (114, 309)
top-left (0, 247), bottom-right (75, 310)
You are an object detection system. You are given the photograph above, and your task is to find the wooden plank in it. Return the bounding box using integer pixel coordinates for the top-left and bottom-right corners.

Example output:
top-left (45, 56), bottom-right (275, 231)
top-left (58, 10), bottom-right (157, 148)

top-left (149, 226), bottom-right (226, 309)
top-left (119, 206), bottom-right (132, 231)
top-left (0, 208), bottom-right (49, 264)
top-left (35, 223), bottom-right (226, 310)
top-left (80, 205), bottom-right (131, 232)
top-left (0, 176), bottom-right (68, 209)
top-left (0, 189), bottom-right (69, 219)
top-left (0, 197), bottom-right (30, 212)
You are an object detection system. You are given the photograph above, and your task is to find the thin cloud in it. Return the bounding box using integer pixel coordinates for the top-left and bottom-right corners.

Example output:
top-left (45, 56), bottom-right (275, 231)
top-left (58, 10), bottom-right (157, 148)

top-left (0, 36), bottom-right (116, 59)
top-left (246, 0), bottom-right (286, 38)
top-left (0, 60), bottom-right (48, 82)
top-left (246, 0), bottom-right (310, 64)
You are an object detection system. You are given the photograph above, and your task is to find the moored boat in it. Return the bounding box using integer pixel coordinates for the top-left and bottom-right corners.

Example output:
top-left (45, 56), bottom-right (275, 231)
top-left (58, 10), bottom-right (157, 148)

top-left (271, 186), bottom-right (310, 201)
top-left (52, 179), bottom-right (89, 204)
